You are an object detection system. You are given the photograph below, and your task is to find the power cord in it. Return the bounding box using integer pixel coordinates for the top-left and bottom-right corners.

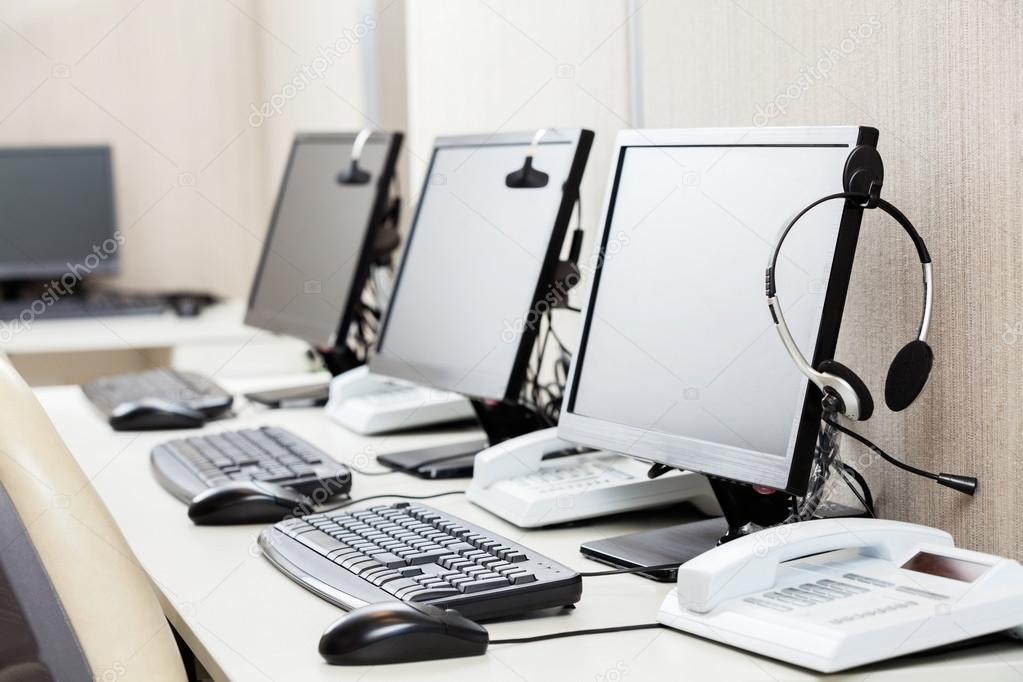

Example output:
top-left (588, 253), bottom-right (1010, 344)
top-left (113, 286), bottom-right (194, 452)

top-left (318, 490), bottom-right (465, 513)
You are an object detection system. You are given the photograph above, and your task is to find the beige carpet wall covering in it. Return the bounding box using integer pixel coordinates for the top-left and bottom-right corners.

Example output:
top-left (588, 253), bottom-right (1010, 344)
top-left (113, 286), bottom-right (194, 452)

top-left (640, 0), bottom-right (1022, 558)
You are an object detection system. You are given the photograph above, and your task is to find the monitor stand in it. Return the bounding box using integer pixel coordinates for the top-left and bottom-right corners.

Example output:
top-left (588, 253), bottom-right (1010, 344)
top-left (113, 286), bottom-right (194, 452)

top-left (579, 478), bottom-right (867, 582)
top-left (375, 401), bottom-right (548, 478)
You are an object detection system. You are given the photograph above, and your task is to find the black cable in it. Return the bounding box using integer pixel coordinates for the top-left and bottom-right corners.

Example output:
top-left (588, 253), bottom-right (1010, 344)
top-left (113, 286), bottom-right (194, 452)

top-left (836, 464), bottom-right (875, 518)
top-left (840, 462), bottom-right (875, 516)
top-left (490, 623), bottom-right (662, 645)
top-left (822, 416), bottom-right (936, 481)
top-left (579, 562), bottom-right (682, 577)
top-left (318, 490), bottom-right (465, 512)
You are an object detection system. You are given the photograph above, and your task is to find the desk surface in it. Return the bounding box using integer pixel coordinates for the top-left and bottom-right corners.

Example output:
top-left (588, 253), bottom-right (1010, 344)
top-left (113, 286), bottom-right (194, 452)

top-left (1, 300), bottom-right (257, 354)
top-left (36, 377), bottom-right (1023, 682)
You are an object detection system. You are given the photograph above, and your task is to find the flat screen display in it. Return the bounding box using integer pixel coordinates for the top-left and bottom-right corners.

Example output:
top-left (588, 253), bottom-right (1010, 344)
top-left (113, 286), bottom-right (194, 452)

top-left (560, 128), bottom-right (867, 492)
top-left (371, 134), bottom-right (583, 401)
top-left (245, 134), bottom-right (392, 347)
top-left (0, 147), bottom-right (117, 280)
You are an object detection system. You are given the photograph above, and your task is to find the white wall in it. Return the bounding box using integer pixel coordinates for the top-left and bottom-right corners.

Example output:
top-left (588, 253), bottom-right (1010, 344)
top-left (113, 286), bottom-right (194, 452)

top-left (0, 0), bottom-right (373, 297)
top-left (402, 0), bottom-right (632, 270)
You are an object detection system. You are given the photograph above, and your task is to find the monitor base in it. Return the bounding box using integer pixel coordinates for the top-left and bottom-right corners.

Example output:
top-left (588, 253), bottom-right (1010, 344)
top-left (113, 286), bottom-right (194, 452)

top-left (579, 500), bottom-right (868, 582)
top-left (376, 400), bottom-right (548, 478)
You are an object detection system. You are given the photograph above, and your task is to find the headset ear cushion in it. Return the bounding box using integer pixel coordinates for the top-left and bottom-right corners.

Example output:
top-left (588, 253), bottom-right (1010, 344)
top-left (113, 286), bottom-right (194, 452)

top-left (817, 360), bottom-right (874, 421)
top-left (885, 340), bottom-right (934, 411)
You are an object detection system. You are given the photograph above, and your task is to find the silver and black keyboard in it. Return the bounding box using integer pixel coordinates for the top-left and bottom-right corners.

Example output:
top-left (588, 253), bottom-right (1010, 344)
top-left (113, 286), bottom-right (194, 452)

top-left (151, 426), bottom-right (352, 502)
top-left (82, 368), bottom-right (233, 419)
top-left (259, 503), bottom-right (582, 620)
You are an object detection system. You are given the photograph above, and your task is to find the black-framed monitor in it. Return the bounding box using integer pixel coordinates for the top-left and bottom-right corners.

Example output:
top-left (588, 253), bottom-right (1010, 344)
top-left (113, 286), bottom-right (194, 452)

top-left (559, 126), bottom-right (876, 497)
top-left (0, 146), bottom-right (117, 281)
top-left (371, 128), bottom-right (593, 403)
top-left (244, 131), bottom-right (402, 357)
top-left (368, 128), bottom-right (593, 477)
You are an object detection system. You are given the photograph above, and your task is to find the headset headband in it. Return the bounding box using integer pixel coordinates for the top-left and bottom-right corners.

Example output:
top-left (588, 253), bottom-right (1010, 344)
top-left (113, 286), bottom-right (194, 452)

top-left (764, 146), bottom-right (934, 419)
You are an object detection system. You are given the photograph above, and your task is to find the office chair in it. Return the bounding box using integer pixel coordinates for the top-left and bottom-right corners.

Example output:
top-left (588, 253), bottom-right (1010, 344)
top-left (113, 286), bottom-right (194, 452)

top-left (0, 353), bottom-right (186, 681)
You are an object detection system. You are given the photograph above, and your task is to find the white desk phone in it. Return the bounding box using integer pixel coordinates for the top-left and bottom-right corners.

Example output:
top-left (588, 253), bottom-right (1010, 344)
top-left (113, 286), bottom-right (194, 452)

top-left (324, 366), bottom-right (475, 435)
top-left (657, 518), bottom-right (1023, 672)
top-left (467, 428), bottom-right (720, 527)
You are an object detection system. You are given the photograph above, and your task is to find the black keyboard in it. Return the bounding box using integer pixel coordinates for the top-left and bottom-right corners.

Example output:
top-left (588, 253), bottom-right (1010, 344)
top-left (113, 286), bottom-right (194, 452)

top-left (0, 294), bottom-right (167, 320)
top-left (151, 426), bottom-right (352, 502)
top-left (82, 369), bottom-right (233, 418)
top-left (259, 503), bottom-right (582, 621)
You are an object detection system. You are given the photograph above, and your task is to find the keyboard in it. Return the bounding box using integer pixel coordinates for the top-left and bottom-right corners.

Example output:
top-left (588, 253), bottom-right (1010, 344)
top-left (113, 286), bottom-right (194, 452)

top-left (151, 426), bottom-right (352, 502)
top-left (82, 369), bottom-right (233, 418)
top-left (0, 293), bottom-right (166, 320)
top-left (259, 503), bottom-right (582, 620)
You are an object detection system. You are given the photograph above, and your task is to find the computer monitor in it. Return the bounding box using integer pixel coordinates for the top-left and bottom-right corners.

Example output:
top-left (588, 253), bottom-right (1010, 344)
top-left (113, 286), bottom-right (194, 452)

top-left (244, 131), bottom-right (402, 354)
top-left (371, 129), bottom-right (593, 402)
top-left (368, 129), bottom-right (593, 476)
top-left (0, 146), bottom-right (117, 281)
top-left (559, 126), bottom-right (875, 499)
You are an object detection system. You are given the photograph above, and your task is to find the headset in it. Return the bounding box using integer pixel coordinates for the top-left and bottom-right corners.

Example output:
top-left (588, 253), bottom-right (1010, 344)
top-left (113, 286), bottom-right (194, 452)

top-left (765, 145), bottom-right (976, 496)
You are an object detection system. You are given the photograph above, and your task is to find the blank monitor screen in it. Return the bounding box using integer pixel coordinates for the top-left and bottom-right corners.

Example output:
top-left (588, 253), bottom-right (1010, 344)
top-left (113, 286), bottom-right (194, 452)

top-left (0, 147), bottom-right (117, 280)
top-left (560, 127), bottom-right (871, 494)
top-left (245, 133), bottom-right (396, 347)
top-left (371, 130), bottom-right (590, 401)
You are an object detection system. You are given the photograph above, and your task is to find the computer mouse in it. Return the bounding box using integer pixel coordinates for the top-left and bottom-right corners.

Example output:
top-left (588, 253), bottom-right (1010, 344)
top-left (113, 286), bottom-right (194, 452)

top-left (319, 602), bottom-right (489, 665)
top-left (165, 292), bottom-right (217, 318)
top-left (109, 398), bottom-right (207, 431)
top-left (187, 480), bottom-right (312, 525)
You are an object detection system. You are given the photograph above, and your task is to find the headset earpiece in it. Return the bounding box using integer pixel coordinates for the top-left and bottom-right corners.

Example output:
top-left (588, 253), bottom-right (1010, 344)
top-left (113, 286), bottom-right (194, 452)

top-left (817, 360), bottom-right (874, 421)
top-left (885, 340), bottom-right (933, 411)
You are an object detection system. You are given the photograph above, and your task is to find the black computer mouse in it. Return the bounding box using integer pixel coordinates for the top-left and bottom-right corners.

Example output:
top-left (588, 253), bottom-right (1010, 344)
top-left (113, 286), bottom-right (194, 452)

top-left (109, 398), bottom-right (207, 431)
top-left (188, 480), bottom-right (312, 525)
top-left (319, 602), bottom-right (489, 665)
top-left (165, 292), bottom-right (217, 318)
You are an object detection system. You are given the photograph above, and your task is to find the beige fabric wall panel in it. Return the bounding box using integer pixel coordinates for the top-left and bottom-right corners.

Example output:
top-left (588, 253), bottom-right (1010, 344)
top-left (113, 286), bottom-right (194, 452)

top-left (0, 1), bottom-right (371, 298)
top-left (640, 1), bottom-right (1022, 558)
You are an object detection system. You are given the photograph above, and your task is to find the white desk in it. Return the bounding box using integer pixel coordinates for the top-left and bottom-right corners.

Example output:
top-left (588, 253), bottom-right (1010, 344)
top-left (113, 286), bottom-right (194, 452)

top-left (36, 378), bottom-right (1023, 681)
top-left (2, 301), bottom-right (312, 385)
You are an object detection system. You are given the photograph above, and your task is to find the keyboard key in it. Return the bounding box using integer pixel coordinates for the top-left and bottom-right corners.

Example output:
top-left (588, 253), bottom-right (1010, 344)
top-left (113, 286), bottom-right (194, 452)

top-left (382, 578), bottom-right (420, 595)
top-left (409, 588), bottom-right (460, 601)
top-left (509, 572), bottom-right (537, 585)
top-left (295, 530), bottom-right (345, 556)
top-left (461, 577), bottom-right (510, 593)
top-left (373, 552), bottom-right (406, 568)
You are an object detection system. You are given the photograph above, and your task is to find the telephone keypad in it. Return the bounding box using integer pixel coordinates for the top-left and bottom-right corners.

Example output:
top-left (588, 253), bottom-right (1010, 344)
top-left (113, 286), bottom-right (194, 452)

top-left (744, 597), bottom-right (790, 612)
top-left (843, 572), bottom-right (894, 588)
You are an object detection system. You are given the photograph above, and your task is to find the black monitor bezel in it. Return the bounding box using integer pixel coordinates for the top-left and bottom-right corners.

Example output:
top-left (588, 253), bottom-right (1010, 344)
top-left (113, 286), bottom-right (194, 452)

top-left (560, 126), bottom-right (878, 496)
top-left (0, 145), bottom-right (118, 281)
top-left (372, 128), bottom-right (594, 403)
top-left (244, 131), bottom-right (403, 350)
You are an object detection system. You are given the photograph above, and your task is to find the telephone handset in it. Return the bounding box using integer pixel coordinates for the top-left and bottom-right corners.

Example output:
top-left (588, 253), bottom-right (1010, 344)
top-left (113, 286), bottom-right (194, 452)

top-left (659, 518), bottom-right (1023, 672)
top-left (678, 518), bottom-right (952, 613)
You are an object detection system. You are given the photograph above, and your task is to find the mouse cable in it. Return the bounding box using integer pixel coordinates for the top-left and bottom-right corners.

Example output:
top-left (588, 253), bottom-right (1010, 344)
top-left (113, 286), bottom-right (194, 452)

top-left (490, 622), bottom-right (663, 645)
top-left (317, 490), bottom-right (465, 513)
top-left (351, 450), bottom-right (483, 477)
